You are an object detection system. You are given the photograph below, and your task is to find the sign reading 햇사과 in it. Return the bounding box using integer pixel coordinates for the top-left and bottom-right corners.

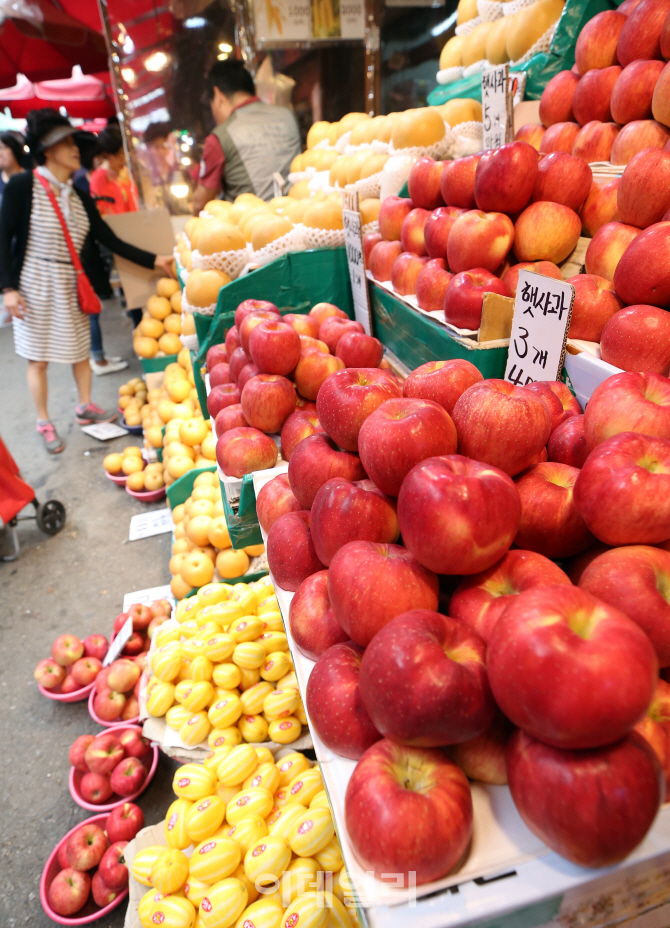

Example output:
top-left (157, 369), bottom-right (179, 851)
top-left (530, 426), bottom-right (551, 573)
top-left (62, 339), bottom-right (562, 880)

top-left (342, 189), bottom-right (373, 336)
top-left (504, 270), bottom-right (575, 385)
top-left (482, 63), bottom-right (512, 150)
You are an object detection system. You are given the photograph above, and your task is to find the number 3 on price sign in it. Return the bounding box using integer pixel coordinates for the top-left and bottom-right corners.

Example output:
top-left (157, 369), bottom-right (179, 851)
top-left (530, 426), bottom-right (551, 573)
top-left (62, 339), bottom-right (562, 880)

top-left (504, 270), bottom-right (575, 386)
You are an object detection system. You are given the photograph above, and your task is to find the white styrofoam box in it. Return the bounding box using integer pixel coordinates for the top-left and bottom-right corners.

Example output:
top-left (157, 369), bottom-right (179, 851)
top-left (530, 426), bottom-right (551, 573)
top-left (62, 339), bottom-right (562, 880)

top-left (564, 350), bottom-right (621, 411)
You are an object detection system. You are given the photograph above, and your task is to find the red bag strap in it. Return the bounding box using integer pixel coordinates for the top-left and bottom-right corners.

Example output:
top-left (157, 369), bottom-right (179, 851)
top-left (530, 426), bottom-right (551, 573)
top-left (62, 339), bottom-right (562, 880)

top-left (34, 172), bottom-right (84, 273)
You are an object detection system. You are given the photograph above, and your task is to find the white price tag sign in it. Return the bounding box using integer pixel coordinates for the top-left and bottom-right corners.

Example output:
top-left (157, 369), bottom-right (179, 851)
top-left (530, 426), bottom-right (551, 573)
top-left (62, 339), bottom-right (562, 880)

top-left (272, 172), bottom-right (284, 199)
top-left (504, 270), bottom-right (575, 385)
top-left (482, 63), bottom-right (512, 150)
top-left (123, 584), bottom-right (174, 613)
top-left (128, 508), bottom-right (174, 541)
top-left (81, 422), bottom-right (129, 441)
top-left (103, 616), bottom-right (133, 666)
top-left (341, 189), bottom-right (372, 336)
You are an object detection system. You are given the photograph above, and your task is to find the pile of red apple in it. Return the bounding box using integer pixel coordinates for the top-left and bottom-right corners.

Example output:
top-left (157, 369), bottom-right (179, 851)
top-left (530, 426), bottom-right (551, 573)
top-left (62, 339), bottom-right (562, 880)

top-left (257, 356), bottom-right (670, 884)
top-left (205, 298), bottom-right (403, 478)
top-left (34, 633), bottom-right (109, 695)
top-left (93, 657), bottom-right (143, 723)
top-left (112, 597), bottom-right (172, 659)
top-left (69, 728), bottom-right (151, 804)
top-left (47, 803), bottom-right (144, 916)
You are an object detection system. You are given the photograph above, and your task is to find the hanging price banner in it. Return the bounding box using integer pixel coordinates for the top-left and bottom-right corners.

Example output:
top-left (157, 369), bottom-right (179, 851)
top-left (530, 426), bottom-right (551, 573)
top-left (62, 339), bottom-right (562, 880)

top-left (482, 63), bottom-right (513, 150)
top-left (504, 270), bottom-right (575, 385)
top-left (128, 508), bottom-right (174, 541)
top-left (341, 189), bottom-right (373, 336)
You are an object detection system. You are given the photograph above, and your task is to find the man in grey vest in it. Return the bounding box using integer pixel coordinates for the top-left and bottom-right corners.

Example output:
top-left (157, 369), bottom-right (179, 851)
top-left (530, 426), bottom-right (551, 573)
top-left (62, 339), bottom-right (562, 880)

top-left (192, 59), bottom-right (301, 213)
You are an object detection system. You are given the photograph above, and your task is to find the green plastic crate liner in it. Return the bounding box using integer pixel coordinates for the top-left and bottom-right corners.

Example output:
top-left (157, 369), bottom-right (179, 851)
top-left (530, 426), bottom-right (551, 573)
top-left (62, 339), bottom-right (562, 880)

top-left (427, 0), bottom-right (619, 106)
top-left (141, 353), bottom-right (180, 374)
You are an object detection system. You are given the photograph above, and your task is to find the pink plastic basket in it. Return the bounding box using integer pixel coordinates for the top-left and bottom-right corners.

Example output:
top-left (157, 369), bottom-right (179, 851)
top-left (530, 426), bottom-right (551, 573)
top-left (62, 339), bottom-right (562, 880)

top-left (40, 812), bottom-right (128, 925)
top-left (88, 686), bottom-right (139, 729)
top-left (68, 725), bottom-right (158, 812)
top-left (125, 484), bottom-right (166, 502)
top-left (38, 679), bottom-right (96, 704)
top-left (105, 471), bottom-right (127, 487)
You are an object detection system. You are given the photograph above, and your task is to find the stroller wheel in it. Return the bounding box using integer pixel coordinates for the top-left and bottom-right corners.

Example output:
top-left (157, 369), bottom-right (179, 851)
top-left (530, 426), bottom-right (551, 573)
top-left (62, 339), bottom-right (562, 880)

top-left (36, 499), bottom-right (66, 536)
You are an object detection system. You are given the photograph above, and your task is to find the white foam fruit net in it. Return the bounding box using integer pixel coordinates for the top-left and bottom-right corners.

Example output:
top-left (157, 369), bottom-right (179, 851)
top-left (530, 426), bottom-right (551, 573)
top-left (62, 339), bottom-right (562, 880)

top-left (478, 0), bottom-right (504, 19)
top-left (362, 220), bottom-right (380, 235)
top-left (251, 226), bottom-right (306, 265)
top-left (463, 59), bottom-right (487, 77)
top-left (302, 226), bottom-right (346, 249)
top-left (389, 127), bottom-right (455, 162)
top-left (181, 292), bottom-right (218, 318)
top-left (380, 154), bottom-right (417, 200)
top-left (180, 332), bottom-right (199, 351)
top-left (192, 246), bottom-right (251, 280)
top-left (437, 66), bottom-right (465, 85)
top-left (335, 130), bottom-right (352, 153)
top-left (502, 0), bottom-right (536, 15)
top-left (349, 171), bottom-right (383, 199)
top-left (455, 16), bottom-right (481, 35)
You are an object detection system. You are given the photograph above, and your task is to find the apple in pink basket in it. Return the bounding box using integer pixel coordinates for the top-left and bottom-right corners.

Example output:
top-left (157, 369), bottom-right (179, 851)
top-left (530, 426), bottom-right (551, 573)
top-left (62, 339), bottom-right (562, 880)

top-left (474, 141), bottom-right (538, 214)
top-left (289, 570), bottom-right (348, 660)
top-left (415, 259), bottom-right (453, 313)
top-left (57, 843), bottom-right (70, 870)
top-left (613, 221), bottom-right (670, 307)
top-left (69, 656), bottom-right (101, 687)
top-left (228, 346), bottom-right (250, 383)
top-left (120, 696), bottom-right (139, 722)
top-left (280, 409), bottom-right (324, 461)
top-left (110, 756), bottom-right (147, 797)
top-left (572, 120), bottom-right (620, 162)
top-left (119, 728), bottom-right (150, 760)
top-left (617, 150), bottom-right (670, 229)
top-left (452, 380), bottom-right (551, 476)
top-left (239, 310), bottom-right (284, 355)
top-left (540, 121), bottom-right (580, 154)
top-left (345, 740), bottom-right (473, 884)
top-left (390, 251), bottom-right (429, 295)
top-left (282, 313), bottom-right (319, 338)
top-left (256, 473), bottom-right (302, 534)
top-left (398, 454), bottom-right (521, 575)
top-left (488, 585), bottom-right (658, 749)
top-left (106, 802), bottom-right (144, 844)
top-left (209, 362), bottom-right (231, 388)
top-left (378, 196), bottom-right (413, 241)
top-left (574, 432), bottom-right (670, 545)
top-left (581, 178), bottom-right (620, 236)
top-left (241, 374), bottom-right (296, 434)
top-left (207, 383), bottom-right (241, 419)
top-left (34, 657), bottom-right (66, 689)
top-left (515, 124), bottom-right (545, 150)
top-left (358, 397), bottom-right (457, 496)
top-left (539, 71), bottom-right (579, 125)
top-left (306, 641), bottom-right (382, 759)
top-left (214, 403), bottom-right (248, 435)
top-left (368, 240), bottom-right (403, 281)
top-left (514, 201), bottom-right (582, 263)
top-left (80, 771), bottom-right (113, 804)
top-left (60, 673), bottom-right (81, 694)
top-left (583, 372), bottom-right (670, 449)
top-left (506, 729), bottom-right (663, 866)
top-left (318, 317), bottom-right (364, 354)
top-left (443, 269), bottom-right (510, 330)
top-left (567, 274), bottom-right (623, 342)
top-left (584, 220), bottom-right (642, 281)
top-left (69, 734), bottom-right (95, 773)
top-left (446, 210), bottom-right (515, 275)
top-left (225, 325), bottom-right (241, 357)
top-left (610, 120), bottom-right (670, 166)
top-left (572, 65), bottom-right (621, 126)
top-left (309, 302), bottom-right (348, 325)
top-left (216, 427), bottom-right (278, 478)
top-left (98, 841), bottom-right (129, 893)
top-left (266, 510), bottom-right (324, 591)
top-left (403, 359), bottom-right (482, 414)
top-left (450, 548), bottom-right (571, 644)
top-left (400, 207), bottom-right (431, 256)
top-left (234, 298), bottom-right (279, 328)
top-left (82, 634), bottom-right (108, 661)
top-left (601, 305), bottom-right (670, 375)
top-left (237, 363), bottom-right (259, 392)
top-left (287, 432), bottom-right (366, 509)
top-left (113, 612), bottom-right (129, 634)
top-left (293, 349), bottom-right (345, 402)
top-left (574, 9), bottom-right (625, 73)
top-left (359, 609), bottom-right (494, 746)
top-left (66, 822), bottom-right (109, 870)
top-left (328, 541), bottom-right (439, 647)
top-left (316, 367), bottom-right (402, 453)
top-left (407, 157), bottom-right (445, 210)
top-left (310, 478), bottom-right (400, 566)
top-left (611, 60), bottom-right (666, 125)
top-left (48, 868), bottom-right (91, 916)
top-left (548, 415), bottom-right (589, 467)
top-left (363, 232), bottom-right (382, 265)
top-left (336, 331), bottom-right (383, 369)
top-left (95, 666), bottom-right (110, 694)
top-left (248, 319), bottom-right (301, 376)
top-left (440, 153), bottom-right (481, 209)
top-left (51, 634), bottom-right (83, 667)
top-left (532, 152), bottom-right (592, 212)
top-left (579, 546), bottom-right (670, 666)
top-left (94, 690), bottom-right (126, 722)
top-left (121, 632), bottom-right (144, 658)
top-left (107, 659), bottom-right (140, 693)
top-left (448, 711), bottom-right (514, 785)
top-left (424, 206), bottom-right (464, 260)
top-left (85, 732), bottom-right (124, 775)
top-left (206, 343), bottom-right (227, 372)
top-left (514, 462), bottom-right (594, 559)
top-left (91, 871), bottom-right (118, 907)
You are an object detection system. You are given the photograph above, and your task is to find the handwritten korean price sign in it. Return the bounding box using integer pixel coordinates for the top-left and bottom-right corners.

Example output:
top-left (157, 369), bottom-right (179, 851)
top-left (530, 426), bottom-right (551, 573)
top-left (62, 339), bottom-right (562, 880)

top-left (504, 270), bottom-right (575, 385)
top-left (482, 63), bottom-right (513, 150)
top-left (342, 189), bottom-right (373, 335)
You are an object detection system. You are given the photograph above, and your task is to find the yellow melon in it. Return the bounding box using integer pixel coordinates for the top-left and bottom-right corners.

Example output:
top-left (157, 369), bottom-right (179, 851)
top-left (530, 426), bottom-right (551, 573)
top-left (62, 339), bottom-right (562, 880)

top-left (507, 0), bottom-right (565, 62)
top-left (391, 109), bottom-right (445, 149)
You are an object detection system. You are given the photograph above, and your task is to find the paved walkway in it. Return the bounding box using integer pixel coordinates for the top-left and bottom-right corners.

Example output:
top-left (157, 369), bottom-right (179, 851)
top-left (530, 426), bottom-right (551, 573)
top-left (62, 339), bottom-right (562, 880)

top-left (0, 301), bottom-right (177, 927)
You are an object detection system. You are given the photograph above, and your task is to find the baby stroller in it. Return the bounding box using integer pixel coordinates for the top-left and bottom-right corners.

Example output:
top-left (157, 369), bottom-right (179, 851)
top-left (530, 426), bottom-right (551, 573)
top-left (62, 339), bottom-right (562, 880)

top-left (0, 436), bottom-right (65, 561)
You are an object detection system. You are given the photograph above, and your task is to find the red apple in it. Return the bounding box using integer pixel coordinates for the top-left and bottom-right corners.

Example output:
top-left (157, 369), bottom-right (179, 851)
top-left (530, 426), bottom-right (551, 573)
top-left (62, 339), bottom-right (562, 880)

top-left (85, 732), bottom-right (123, 775)
top-left (328, 540), bottom-right (439, 647)
top-left (415, 259), bottom-right (454, 313)
top-left (574, 432), bottom-right (670, 544)
top-left (65, 822), bottom-right (108, 870)
top-left (225, 325), bottom-right (241, 358)
top-left (214, 403), bottom-right (248, 436)
top-left (316, 367), bottom-right (402, 453)
top-left (310, 478), bottom-right (400, 566)
top-left (514, 462), bottom-right (594, 558)
top-left (390, 251), bottom-right (429, 295)
top-left (256, 473), bottom-right (302, 534)
top-left (571, 120), bottom-right (619, 162)
top-left (583, 371), bottom-right (670, 448)
top-left (543, 379), bottom-right (582, 420)
top-left (121, 632), bottom-right (144, 658)
top-left (548, 414), bottom-right (588, 467)
top-left (106, 802), bottom-right (145, 844)
top-left (70, 656), bottom-right (102, 687)
top-left (94, 690), bottom-right (125, 722)
top-left (128, 602), bottom-right (152, 630)
top-left (241, 374), bottom-right (296, 434)
top-left (51, 634), bottom-right (83, 667)
top-left (575, 10), bottom-right (626, 73)
top-left (506, 730), bottom-right (663, 866)
top-left (113, 612), bottom-right (129, 635)
top-left (266, 510), bottom-right (324, 591)
top-left (293, 349), bottom-right (345, 401)
top-left (450, 548), bottom-right (571, 643)
top-left (228, 346), bottom-right (251, 383)
top-left (540, 121), bottom-right (580, 154)
top-left (91, 871), bottom-right (118, 907)
top-left (601, 304), bottom-right (670, 375)
top-left (344, 740), bottom-right (472, 885)
top-left (611, 120), bottom-right (670, 165)
top-left (581, 178), bottom-right (620, 236)
top-left (363, 231), bottom-right (382, 265)
top-left (514, 201), bottom-right (582, 263)
top-left (82, 634), bottom-right (108, 661)
top-left (515, 123), bottom-right (546, 150)
top-left (107, 658), bottom-right (140, 693)
top-left (443, 268), bottom-right (510, 330)
top-left (280, 409), bottom-right (324, 461)
top-left (616, 0), bottom-right (670, 67)
top-left (359, 609), bottom-right (495, 746)
top-left (369, 240), bottom-right (403, 281)
top-left (216, 426), bottom-right (278, 477)
top-left (440, 153), bottom-right (481, 209)
top-left (287, 432), bottom-right (366, 509)
top-left (309, 302), bottom-right (348, 325)
top-left (617, 149), bottom-right (670, 229)
top-left (400, 207), bottom-right (431, 256)
top-left (539, 70), bottom-right (580, 126)
top-left (299, 335), bottom-right (329, 354)
top-left (288, 570), bottom-right (348, 660)
top-left (397, 454), bottom-right (521, 574)
top-left (452, 380), bottom-right (551, 476)
top-left (566, 273), bottom-right (624, 342)
top-left (424, 206), bottom-right (464, 260)
top-left (474, 141), bottom-right (538, 214)
top-left (234, 298), bottom-right (279, 328)
top-left (584, 220), bottom-right (641, 281)
top-left (663, 8), bottom-right (670, 58)
top-left (69, 734), bottom-right (95, 773)
top-left (446, 209), bottom-right (514, 275)
top-left (502, 262), bottom-right (562, 300)
top-left (653, 60), bottom-right (670, 127)
top-left (334, 331), bottom-right (383, 369)
top-left (611, 60), bottom-right (666, 125)
top-left (407, 157), bottom-right (445, 210)
top-left (240, 310), bottom-right (286, 357)
top-left (118, 728), bottom-right (149, 759)
top-left (110, 756), bottom-right (147, 796)
top-left (95, 666), bottom-right (110, 694)
top-left (378, 196), bottom-right (413, 241)
top-left (207, 383), bottom-right (241, 419)
top-left (80, 771), bottom-right (113, 804)
top-left (282, 313), bottom-right (320, 338)
top-left (634, 679), bottom-right (670, 790)
top-left (522, 381), bottom-right (565, 431)
top-left (34, 657), bottom-right (66, 689)
top-left (613, 220), bottom-right (670, 306)
top-left (532, 151), bottom-right (592, 211)
top-left (237, 362), bottom-right (260, 393)
top-left (448, 712), bottom-right (514, 785)
top-left (206, 343), bottom-right (227, 372)
top-left (60, 673), bottom-right (80, 694)
top-left (48, 868), bottom-right (90, 916)
top-left (98, 841), bottom-right (129, 893)
top-left (209, 362), bottom-right (231, 388)
top-left (572, 66), bottom-right (621, 126)
top-left (403, 359), bottom-right (483, 414)
top-left (306, 641), bottom-right (382, 759)
top-left (248, 319), bottom-right (301, 376)
top-left (318, 317), bottom-right (364, 354)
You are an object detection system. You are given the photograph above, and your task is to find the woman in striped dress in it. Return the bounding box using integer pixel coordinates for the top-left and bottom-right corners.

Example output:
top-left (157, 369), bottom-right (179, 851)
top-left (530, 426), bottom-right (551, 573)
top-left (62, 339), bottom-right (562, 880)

top-left (0, 109), bottom-right (174, 453)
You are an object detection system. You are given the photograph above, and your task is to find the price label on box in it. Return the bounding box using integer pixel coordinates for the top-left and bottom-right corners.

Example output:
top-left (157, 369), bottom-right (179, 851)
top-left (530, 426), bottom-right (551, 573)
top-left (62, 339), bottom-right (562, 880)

top-left (342, 189), bottom-right (373, 336)
top-left (123, 584), bottom-right (174, 613)
top-left (81, 422), bottom-right (129, 441)
top-left (103, 615), bottom-right (133, 666)
top-left (482, 63), bottom-right (513, 150)
top-left (128, 508), bottom-right (174, 542)
top-left (504, 270), bottom-right (575, 385)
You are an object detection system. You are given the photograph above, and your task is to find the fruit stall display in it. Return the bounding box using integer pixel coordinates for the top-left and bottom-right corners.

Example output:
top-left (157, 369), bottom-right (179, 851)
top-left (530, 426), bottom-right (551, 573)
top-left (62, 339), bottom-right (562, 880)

top-left (133, 276), bottom-right (195, 362)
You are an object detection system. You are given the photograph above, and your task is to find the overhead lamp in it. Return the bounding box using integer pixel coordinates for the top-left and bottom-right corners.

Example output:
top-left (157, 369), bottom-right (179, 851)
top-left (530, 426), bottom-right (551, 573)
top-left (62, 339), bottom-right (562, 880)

top-left (219, 42), bottom-right (233, 52)
top-left (431, 11), bottom-right (457, 37)
top-left (184, 16), bottom-right (207, 28)
top-left (217, 52), bottom-right (229, 60)
top-left (145, 51), bottom-right (169, 72)
top-left (121, 68), bottom-right (135, 83)
top-left (170, 184), bottom-right (189, 198)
